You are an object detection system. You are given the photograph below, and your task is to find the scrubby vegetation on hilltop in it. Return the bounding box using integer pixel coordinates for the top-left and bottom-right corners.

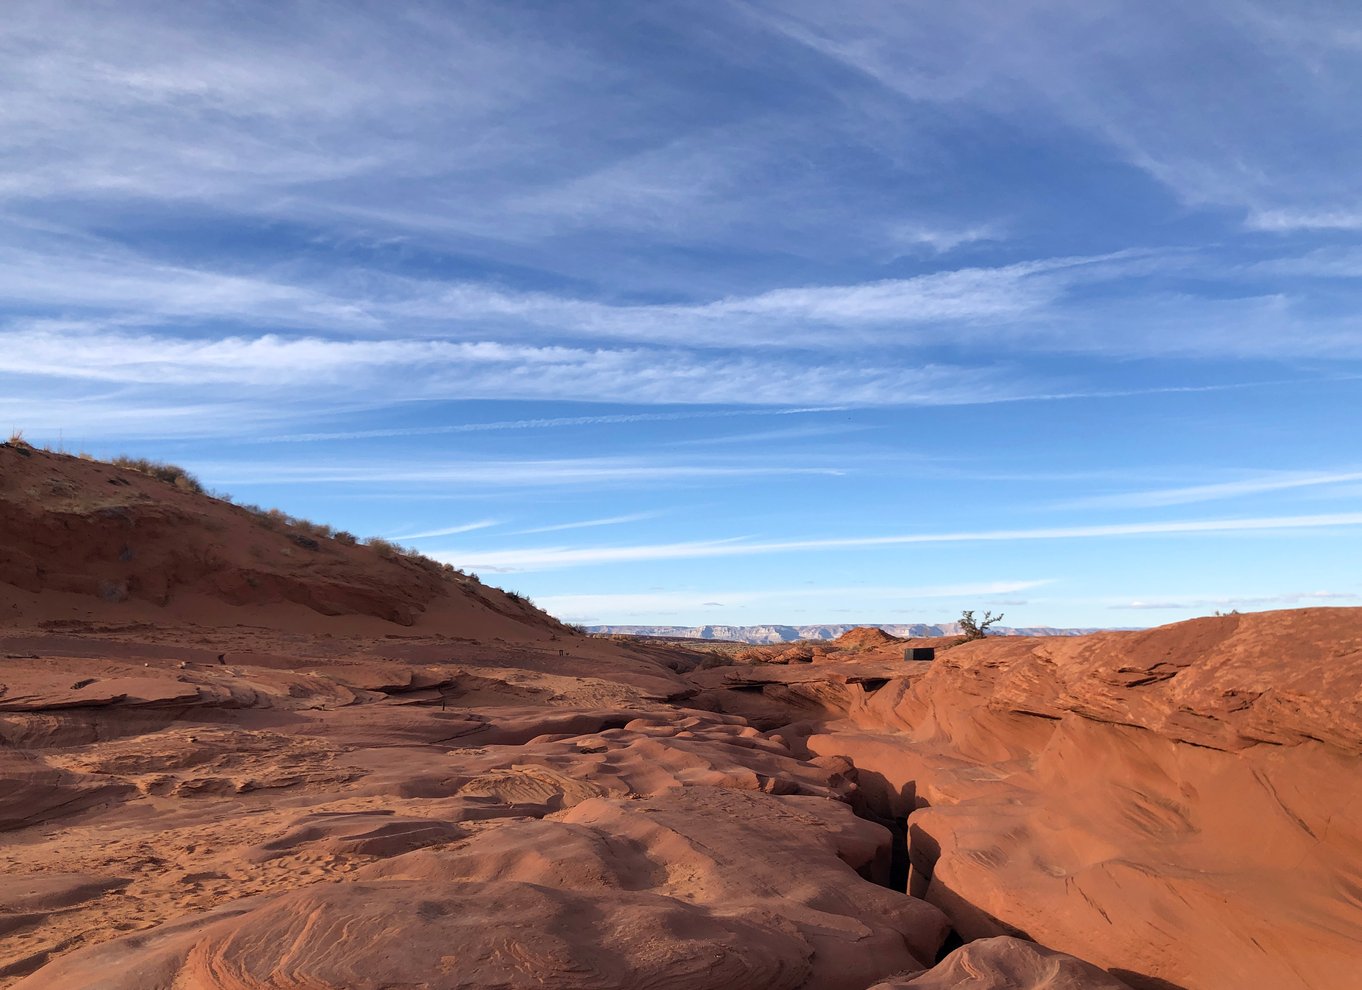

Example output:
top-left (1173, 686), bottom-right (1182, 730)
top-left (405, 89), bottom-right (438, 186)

top-left (2, 435), bottom-right (482, 588)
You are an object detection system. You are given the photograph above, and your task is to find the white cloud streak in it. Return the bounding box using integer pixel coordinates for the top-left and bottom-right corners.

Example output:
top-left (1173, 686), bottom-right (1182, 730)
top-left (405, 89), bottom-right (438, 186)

top-left (256, 408), bottom-right (847, 444)
top-left (440, 512), bottom-right (1362, 571)
top-left (390, 519), bottom-right (501, 540)
top-left (0, 325), bottom-right (1022, 408)
top-left (0, 238), bottom-right (1124, 350)
top-left (201, 459), bottom-right (844, 488)
top-left (1113, 590), bottom-right (1359, 610)
top-left (510, 512), bottom-right (663, 535)
top-left (1064, 470), bottom-right (1362, 509)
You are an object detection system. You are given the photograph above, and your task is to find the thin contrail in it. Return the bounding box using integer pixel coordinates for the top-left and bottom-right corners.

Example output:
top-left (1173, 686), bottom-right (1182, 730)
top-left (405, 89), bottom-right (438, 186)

top-left (254, 406), bottom-right (848, 443)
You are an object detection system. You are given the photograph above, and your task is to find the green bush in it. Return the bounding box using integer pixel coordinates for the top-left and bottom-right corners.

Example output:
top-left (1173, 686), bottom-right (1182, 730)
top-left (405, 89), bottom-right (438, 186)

top-left (958, 609), bottom-right (1003, 642)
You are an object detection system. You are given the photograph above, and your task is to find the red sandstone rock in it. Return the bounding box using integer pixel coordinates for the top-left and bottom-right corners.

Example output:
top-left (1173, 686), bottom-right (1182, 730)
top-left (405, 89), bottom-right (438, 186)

top-left (870, 936), bottom-right (1133, 989)
top-left (803, 608), bottom-right (1362, 990)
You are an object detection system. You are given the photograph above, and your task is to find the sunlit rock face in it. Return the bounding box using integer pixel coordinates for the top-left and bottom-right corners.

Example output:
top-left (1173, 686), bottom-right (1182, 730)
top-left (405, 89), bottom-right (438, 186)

top-left (803, 608), bottom-right (1362, 990)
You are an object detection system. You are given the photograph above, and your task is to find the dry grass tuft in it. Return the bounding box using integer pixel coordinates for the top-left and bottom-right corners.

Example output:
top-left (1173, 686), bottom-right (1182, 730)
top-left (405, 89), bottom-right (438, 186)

top-left (109, 456), bottom-right (206, 494)
top-left (364, 536), bottom-right (403, 558)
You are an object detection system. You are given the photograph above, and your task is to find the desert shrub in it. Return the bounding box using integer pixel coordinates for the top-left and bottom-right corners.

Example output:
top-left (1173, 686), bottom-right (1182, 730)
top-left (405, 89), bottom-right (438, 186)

top-left (505, 590), bottom-right (535, 607)
top-left (334, 530), bottom-right (358, 546)
top-left (109, 456), bottom-right (205, 494)
top-left (409, 552), bottom-right (448, 577)
top-left (261, 507), bottom-right (292, 529)
top-left (365, 536), bottom-right (402, 558)
top-left (292, 518), bottom-right (335, 540)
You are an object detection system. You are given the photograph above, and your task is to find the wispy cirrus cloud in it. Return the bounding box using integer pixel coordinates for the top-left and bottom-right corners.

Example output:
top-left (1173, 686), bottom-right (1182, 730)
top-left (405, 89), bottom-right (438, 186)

top-left (1113, 591), bottom-right (1359, 611)
top-left (665, 424), bottom-right (871, 447)
top-left (253, 408), bottom-right (851, 444)
top-left (0, 323), bottom-right (1017, 399)
top-left (8, 230), bottom-right (1362, 375)
top-left (747, 0), bottom-right (1362, 230)
top-left (0, 236), bottom-right (1110, 349)
top-left (1062, 470), bottom-right (1362, 510)
top-left (390, 519), bottom-right (501, 541)
top-left (886, 220), bottom-right (1005, 256)
top-left (199, 458), bottom-right (845, 489)
top-left (510, 512), bottom-right (663, 535)
top-left (1246, 209), bottom-right (1362, 233)
top-left (257, 408), bottom-right (850, 445)
top-left (0, 2), bottom-right (564, 207)
top-left (439, 512), bottom-right (1362, 572)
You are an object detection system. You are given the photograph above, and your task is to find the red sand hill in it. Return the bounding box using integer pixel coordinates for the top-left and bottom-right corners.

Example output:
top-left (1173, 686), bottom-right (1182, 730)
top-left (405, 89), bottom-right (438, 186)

top-left (0, 442), bottom-right (557, 638)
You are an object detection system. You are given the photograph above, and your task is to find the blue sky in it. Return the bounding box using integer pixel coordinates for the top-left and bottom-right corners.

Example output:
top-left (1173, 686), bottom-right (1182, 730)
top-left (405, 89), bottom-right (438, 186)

top-left (4, 1), bottom-right (1361, 628)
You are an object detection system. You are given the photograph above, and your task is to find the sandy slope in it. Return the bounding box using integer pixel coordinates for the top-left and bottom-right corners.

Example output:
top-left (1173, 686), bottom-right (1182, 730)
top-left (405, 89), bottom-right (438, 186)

top-left (0, 443), bottom-right (555, 639)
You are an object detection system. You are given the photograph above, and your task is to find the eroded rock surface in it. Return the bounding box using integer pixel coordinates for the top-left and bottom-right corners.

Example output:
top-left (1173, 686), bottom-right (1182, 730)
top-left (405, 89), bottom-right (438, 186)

top-left (0, 627), bottom-right (951, 989)
top-left (870, 937), bottom-right (1134, 989)
top-left (801, 608), bottom-right (1362, 990)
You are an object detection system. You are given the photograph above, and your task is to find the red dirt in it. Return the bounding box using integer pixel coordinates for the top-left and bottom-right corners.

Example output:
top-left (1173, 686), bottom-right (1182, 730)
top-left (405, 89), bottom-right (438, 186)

top-left (0, 443), bottom-right (556, 638)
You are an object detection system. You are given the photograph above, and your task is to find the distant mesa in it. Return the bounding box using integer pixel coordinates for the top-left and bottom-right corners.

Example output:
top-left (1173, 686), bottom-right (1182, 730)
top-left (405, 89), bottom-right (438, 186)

top-left (588, 622), bottom-right (1104, 644)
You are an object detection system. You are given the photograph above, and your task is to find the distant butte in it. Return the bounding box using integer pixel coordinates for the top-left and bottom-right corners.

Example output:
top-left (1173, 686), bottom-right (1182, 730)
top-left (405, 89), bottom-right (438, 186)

top-left (587, 622), bottom-right (1111, 643)
top-left (2, 439), bottom-right (1360, 990)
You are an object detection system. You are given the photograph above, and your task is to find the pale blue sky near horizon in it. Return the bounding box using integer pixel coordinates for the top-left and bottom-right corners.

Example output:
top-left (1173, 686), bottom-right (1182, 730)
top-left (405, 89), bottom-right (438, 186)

top-left (3, 1), bottom-right (1361, 628)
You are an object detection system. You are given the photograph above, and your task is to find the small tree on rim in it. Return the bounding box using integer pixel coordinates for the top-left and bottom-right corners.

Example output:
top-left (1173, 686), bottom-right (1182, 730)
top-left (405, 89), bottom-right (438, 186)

top-left (959, 609), bottom-right (1003, 641)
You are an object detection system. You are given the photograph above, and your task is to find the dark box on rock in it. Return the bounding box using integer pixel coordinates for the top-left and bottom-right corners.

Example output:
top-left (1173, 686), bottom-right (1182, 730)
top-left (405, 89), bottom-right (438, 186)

top-left (904, 647), bottom-right (935, 662)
